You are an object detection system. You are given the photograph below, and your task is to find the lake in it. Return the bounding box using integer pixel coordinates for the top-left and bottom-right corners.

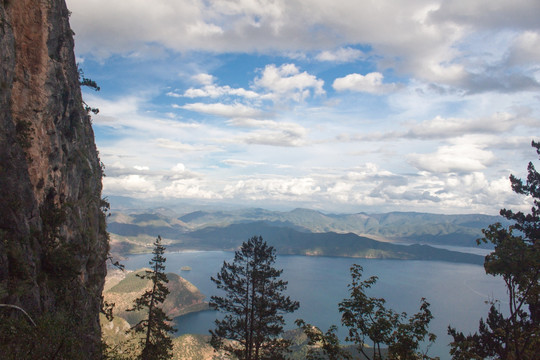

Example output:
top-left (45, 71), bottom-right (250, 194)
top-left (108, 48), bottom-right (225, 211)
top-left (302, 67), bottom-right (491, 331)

top-left (122, 250), bottom-right (506, 360)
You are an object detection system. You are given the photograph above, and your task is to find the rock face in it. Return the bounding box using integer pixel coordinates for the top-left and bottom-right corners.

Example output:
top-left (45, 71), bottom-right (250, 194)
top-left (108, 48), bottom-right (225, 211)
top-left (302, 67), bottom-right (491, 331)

top-left (0, 0), bottom-right (107, 357)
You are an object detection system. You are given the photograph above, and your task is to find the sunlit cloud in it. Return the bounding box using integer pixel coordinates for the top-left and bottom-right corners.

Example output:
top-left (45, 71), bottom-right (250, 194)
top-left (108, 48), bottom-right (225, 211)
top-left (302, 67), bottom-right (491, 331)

top-left (333, 72), bottom-right (398, 94)
top-left (69, 0), bottom-right (540, 214)
top-left (253, 64), bottom-right (325, 102)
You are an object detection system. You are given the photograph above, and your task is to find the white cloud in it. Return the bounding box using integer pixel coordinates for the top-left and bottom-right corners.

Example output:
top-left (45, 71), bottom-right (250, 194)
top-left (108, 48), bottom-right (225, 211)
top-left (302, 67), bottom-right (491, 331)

top-left (253, 64), bottom-right (325, 101)
top-left (155, 138), bottom-right (220, 153)
top-left (408, 144), bottom-right (496, 173)
top-left (315, 47), bottom-right (363, 63)
top-left (172, 163), bottom-right (186, 173)
top-left (193, 73), bottom-right (216, 85)
top-left (224, 118), bottom-right (308, 147)
top-left (333, 72), bottom-right (397, 94)
top-left (72, 0), bottom-right (540, 214)
top-left (162, 179), bottom-right (222, 199)
top-left (222, 159), bottom-right (265, 167)
top-left (181, 102), bottom-right (262, 118)
top-left (68, 0), bottom-right (540, 92)
top-left (181, 85), bottom-right (259, 99)
top-left (103, 175), bottom-right (156, 195)
top-left (404, 112), bottom-right (520, 139)
top-left (224, 177), bottom-right (321, 200)
top-left (167, 73), bottom-right (261, 99)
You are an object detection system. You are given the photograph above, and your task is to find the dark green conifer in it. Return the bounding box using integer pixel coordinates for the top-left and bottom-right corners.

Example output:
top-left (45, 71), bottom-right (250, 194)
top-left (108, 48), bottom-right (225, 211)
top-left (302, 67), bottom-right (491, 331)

top-left (210, 235), bottom-right (299, 360)
top-left (128, 235), bottom-right (175, 360)
top-left (448, 141), bottom-right (540, 360)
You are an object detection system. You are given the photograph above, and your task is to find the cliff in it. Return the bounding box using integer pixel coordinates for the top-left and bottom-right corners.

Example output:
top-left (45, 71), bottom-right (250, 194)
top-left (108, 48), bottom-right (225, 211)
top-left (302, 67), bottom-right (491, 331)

top-left (0, 0), bottom-right (108, 358)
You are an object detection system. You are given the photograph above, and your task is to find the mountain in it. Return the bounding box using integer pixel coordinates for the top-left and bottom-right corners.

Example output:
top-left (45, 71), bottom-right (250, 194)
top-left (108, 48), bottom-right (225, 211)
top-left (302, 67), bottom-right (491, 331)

top-left (107, 207), bottom-right (501, 256)
top-left (172, 222), bottom-right (484, 264)
top-left (111, 206), bottom-right (502, 246)
top-left (103, 269), bottom-right (209, 327)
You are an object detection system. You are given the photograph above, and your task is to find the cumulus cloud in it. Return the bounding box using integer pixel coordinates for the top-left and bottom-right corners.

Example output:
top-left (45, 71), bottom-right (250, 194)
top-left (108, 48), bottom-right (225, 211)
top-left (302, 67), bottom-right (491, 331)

top-left (408, 144), bottom-right (496, 173)
top-left (315, 47), bottom-right (364, 63)
top-left (103, 175), bottom-right (157, 196)
top-left (333, 72), bottom-right (398, 94)
top-left (72, 0), bottom-right (540, 214)
top-left (69, 0), bottom-right (540, 92)
top-left (253, 64), bottom-right (325, 101)
top-left (162, 179), bottom-right (222, 199)
top-left (193, 73), bottom-right (216, 85)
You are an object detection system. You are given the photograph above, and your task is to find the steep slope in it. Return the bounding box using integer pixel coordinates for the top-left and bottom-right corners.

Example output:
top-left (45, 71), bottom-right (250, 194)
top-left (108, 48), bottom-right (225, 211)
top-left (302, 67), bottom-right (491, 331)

top-left (0, 0), bottom-right (107, 357)
top-left (103, 269), bottom-right (208, 327)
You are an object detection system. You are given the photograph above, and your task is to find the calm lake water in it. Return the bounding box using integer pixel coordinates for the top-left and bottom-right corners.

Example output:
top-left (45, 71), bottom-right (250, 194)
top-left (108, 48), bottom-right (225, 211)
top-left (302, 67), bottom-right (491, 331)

top-left (122, 251), bottom-right (506, 360)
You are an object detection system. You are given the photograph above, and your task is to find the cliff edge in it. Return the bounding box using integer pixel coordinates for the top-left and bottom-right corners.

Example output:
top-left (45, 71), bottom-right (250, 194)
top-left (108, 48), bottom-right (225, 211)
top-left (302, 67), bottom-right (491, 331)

top-left (0, 0), bottom-right (108, 357)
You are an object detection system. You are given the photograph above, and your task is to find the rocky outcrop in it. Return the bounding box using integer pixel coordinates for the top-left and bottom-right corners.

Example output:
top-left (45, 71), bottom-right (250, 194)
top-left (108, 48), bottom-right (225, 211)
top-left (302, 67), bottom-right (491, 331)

top-left (0, 0), bottom-right (108, 357)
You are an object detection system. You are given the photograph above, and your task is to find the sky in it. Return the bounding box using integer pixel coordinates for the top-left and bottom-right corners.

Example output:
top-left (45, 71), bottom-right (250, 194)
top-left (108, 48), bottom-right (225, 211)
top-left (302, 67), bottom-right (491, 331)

top-left (66, 0), bottom-right (540, 215)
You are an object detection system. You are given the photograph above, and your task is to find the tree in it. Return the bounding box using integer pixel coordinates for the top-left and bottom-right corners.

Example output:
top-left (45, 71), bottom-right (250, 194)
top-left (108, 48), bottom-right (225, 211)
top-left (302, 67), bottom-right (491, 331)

top-left (210, 235), bottom-right (300, 360)
top-left (297, 264), bottom-right (437, 360)
top-left (448, 141), bottom-right (540, 360)
top-left (295, 320), bottom-right (352, 360)
top-left (127, 236), bottom-right (175, 360)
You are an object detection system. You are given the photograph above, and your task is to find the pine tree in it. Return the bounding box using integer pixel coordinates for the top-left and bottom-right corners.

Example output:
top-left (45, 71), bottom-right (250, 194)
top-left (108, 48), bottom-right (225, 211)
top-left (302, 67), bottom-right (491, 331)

top-left (128, 236), bottom-right (175, 360)
top-left (448, 141), bottom-right (540, 359)
top-left (210, 235), bottom-right (299, 360)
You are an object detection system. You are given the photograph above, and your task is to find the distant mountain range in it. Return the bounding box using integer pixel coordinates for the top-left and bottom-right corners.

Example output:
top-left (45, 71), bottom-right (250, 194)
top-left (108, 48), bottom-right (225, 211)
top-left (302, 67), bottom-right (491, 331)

top-left (106, 207), bottom-right (503, 265)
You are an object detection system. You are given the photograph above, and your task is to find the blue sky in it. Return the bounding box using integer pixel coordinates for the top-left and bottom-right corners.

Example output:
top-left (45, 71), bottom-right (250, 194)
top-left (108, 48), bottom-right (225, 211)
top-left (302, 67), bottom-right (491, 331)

top-left (67, 0), bottom-right (540, 214)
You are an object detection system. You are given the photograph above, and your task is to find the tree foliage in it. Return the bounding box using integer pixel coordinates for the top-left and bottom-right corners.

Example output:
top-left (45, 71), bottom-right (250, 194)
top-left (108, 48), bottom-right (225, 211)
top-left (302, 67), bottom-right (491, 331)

top-left (448, 141), bottom-right (540, 360)
top-left (295, 320), bottom-right (353, 360)
top-left (210, 235), bottom-right (300, 360)
top-left (127, 236), bottom-right (175, 360)
top-left (0, 310), bottom-right (86, 360)
top-left (298, 264), bottom-right (437, 360)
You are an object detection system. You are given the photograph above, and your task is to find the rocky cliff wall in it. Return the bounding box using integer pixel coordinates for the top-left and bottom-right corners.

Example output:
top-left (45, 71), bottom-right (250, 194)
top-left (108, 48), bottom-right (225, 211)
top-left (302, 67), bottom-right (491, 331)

top-left (0, 0), bottom-right (108, 357)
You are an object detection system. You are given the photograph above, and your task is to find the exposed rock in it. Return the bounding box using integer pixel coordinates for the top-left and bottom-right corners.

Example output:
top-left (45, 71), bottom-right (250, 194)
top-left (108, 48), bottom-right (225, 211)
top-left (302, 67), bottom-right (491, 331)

top-left (0, 0), bottom-right (107, 357)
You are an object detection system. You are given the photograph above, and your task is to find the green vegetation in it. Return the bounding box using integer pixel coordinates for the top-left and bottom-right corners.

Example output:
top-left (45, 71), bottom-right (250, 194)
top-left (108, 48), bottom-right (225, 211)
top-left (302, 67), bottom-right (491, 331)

top-left (210, 235), bottom-right (300, 360)
top-left (297, 265), bottom-right (437, 360)
top-left (0, 310), bottom-right (86, 360)
top-left (127, 236), bottom-right (175, 360)
top-left (448, 141), bottom-right (540, 360)
top-left (109, 271), bottom-right (152, 293)
top-left (103, 268), bottom-right (208, 328)
top-left (78, 66), bottom-right (100, 115)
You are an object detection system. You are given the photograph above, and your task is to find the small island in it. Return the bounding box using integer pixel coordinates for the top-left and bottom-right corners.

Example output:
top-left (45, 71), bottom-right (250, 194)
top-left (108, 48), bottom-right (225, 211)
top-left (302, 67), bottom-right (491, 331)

top-left (181, 266), bottom-right (192, 271)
